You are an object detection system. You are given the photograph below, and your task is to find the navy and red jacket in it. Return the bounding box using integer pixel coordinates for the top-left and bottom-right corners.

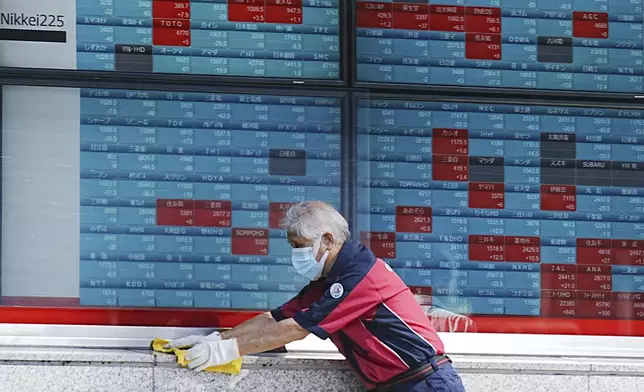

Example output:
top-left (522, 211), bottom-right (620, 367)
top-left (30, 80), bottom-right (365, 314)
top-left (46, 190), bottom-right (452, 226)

top-left (271, 241), bottom-right (445, 389)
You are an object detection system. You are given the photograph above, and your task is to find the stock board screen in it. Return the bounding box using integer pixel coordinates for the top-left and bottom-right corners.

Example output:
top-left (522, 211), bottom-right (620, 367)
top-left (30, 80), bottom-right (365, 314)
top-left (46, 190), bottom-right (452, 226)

top-left (79, 88), bottom-right (342, 309)
top-left (76, 0), bottom-right (341, 80)
top-left (355, 0), bottom-right (644, 93)
top-left (357, 97), bottom-right (644, 318)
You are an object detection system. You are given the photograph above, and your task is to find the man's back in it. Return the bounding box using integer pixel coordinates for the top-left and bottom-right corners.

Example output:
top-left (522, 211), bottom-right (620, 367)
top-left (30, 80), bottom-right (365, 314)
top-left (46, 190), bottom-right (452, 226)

top-left (328, 252), bottom-right (446, 385)
top-left (273, 242), bottom-right (447, 389)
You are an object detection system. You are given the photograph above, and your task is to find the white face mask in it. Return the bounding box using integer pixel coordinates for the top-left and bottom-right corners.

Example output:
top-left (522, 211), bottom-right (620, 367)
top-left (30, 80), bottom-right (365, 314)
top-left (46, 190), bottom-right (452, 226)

top-left (291, 237), bottom-right (330, 281)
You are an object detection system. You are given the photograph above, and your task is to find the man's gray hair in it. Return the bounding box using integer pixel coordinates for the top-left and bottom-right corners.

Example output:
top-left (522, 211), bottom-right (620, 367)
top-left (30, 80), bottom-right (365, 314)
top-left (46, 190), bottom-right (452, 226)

top-left (281, 201), bottom-right (350, 242)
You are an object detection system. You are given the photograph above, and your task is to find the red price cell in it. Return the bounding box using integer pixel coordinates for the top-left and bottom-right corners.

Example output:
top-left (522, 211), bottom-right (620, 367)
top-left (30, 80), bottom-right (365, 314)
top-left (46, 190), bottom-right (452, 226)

top-left (432, 129), bottom-right (469, 155)
top-left (576, 238), bottom-right (612, 265)
top-left (465, 33), bottom-right (501, 60)
top-left (429, 5), bottom-right (465, 32)
top-left (577, 291), bottom-right (613, 318)
top-left (613, 293), bottom-right (644, 319)
top-left (541, 264), bottom-right (576, 290)
top-left (573, 12), bottom-right (609, 39)
top-left (396, 206), bottom-right (432, 233)
top-left (356, 2), bottom-right (393, 29)
top-left (269, 202), bottom-right (295, 229)
top-left (505, 236), bottom-right (540, 263)
top-left (580, 291), bottom-right (611, 301)
top-left (266, 0), bottom-right (302, 4)
top-left (157, 199), bottom-right (193, 209)
top-left (153, 18), bottom-right (190, 29)
top-left (468, 235), bottom-right (504, 262)
top-left (156, 199), bottom-right (194, 226)
top-left (465, 7), bottom-right (501, 34)
top-left (193, 200), bottom-right (232, 227)
top-left (468, 182), bottom-right (504, 209)
top-left (228, 0), bottom-right (266, 23)
top-left (152, 0), bottom-right (191, 19)
top-left (541, 290), bottom-right (577, 317)
top-left (432, 155), bottom-right (468, 181)
top-left (152, 19), bottom-right (191, 46)
top-left (232, 228), bottom-right (269, 255)
top-left (393, 3), bottom-right (429, 30)
top-left (540, 185), bottom-right (577, 211)
top-left (612, 239), bottom-right (644, 265)
top-left (360, 231), bottom-right (396, 259)
top-left (409, 286), bottom-right (433, 306)
top-left (152, 28), bottom-right (191, 46)
top-left (266, 0), bottom-right (303, 24)
top-left (577, 265), bottom-right (612, 291)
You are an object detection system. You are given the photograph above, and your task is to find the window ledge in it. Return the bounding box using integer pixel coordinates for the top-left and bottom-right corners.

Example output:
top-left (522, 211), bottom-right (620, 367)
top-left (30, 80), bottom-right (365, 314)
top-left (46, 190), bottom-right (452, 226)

top-left (2, 346), bottom-right (644, 377)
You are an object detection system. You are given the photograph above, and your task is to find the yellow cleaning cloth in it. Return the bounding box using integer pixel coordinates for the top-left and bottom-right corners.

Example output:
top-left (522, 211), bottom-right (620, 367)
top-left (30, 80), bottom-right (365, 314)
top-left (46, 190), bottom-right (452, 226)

top-left (151, 338), bottom-right (242, 375)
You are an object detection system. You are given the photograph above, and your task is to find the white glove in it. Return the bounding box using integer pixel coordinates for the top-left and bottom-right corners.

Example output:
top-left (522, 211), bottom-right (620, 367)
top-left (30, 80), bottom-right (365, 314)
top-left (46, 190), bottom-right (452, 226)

top-left (164, 331), bottom-right (221, 349)
top-left (185, 338), bottom-right (241, 372)
top-left (426, 307), bottom-right (474, 332)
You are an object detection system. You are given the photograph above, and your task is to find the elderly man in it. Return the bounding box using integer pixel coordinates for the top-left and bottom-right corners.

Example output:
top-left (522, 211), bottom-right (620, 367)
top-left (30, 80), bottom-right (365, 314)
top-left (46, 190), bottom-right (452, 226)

top-left (167, 201), bottom-right (467, 392)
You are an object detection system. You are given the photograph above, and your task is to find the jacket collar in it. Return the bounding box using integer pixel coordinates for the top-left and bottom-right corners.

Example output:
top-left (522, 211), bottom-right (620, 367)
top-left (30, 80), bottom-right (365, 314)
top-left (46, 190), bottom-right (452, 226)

top-left (326, 241), bottom-right (364, 283)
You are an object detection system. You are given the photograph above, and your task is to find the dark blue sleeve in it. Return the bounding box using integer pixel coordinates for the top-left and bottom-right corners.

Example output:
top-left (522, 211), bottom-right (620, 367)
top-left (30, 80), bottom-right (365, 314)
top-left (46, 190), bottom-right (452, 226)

top-left (270, 281), bottom-right (326, 321)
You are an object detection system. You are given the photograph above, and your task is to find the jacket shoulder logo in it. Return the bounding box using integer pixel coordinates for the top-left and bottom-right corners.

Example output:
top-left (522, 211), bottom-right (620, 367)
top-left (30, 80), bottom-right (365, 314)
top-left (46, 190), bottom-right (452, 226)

top-left (330, 283), bottom-right (344, 299)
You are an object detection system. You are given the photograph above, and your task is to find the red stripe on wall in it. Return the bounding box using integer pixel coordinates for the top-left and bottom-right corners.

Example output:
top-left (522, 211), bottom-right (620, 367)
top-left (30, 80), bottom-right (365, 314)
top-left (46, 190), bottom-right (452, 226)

top-left (0, 304), bottom-right (642, 336)
top-left (0, 306), bottom-right (258, 328)
top-left (1, 297), bottom-right (81, 307)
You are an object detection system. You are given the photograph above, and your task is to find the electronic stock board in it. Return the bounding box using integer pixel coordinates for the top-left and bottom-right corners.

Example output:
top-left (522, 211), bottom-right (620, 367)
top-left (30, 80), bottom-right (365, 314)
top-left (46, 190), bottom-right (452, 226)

top-left (355, 0), bottom-right (644, 94)
top-left (9, 0), bottom-right (644, 328)
top-left (79, 88), bottom-right (342, 308)
top-left (75, 0), bottom-right (341, 80)
top-left (357, 96), bottom-right (644, 319)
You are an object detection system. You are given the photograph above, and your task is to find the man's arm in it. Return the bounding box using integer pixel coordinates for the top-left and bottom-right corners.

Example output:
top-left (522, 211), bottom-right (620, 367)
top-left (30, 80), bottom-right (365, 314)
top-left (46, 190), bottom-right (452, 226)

top-left (220, 311), bottom-right (277, 341)
top-left (183, 318), bottom-right (309, 372)
top-left (234, 318), bottom-right (309, 356)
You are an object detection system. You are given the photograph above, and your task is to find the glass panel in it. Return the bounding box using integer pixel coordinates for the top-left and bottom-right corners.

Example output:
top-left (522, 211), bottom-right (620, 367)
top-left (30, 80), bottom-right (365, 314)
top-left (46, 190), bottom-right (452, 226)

top-left (1, 84), bottom-right (342, 311)
top-left (0, 1), bottom-right (341, 81)
top-left (356, 93), bottom-right (644, 335)
top-left (354, 0), bottom-right (644, 94)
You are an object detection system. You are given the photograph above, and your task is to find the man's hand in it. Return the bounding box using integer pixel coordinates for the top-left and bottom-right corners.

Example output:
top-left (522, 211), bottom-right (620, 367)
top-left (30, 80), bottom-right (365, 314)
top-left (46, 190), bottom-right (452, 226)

top-left (164, 331), bottom-right (221, 350)
top-left (186, 339), bottom-right (241, 372)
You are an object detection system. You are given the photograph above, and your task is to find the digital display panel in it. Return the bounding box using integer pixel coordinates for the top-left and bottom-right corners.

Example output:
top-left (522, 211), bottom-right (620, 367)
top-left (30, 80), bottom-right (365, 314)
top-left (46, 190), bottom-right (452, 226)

top-left (75, 0), bottom-right (341, 80)
top-left (357, 96), bottom-right (644, 319)
top-left (79, 88), bottom-right (342, 309)
top-left (355, 0), bottom-right (644, 94)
